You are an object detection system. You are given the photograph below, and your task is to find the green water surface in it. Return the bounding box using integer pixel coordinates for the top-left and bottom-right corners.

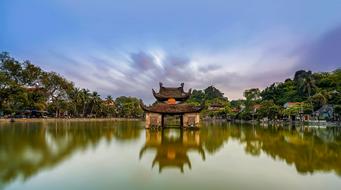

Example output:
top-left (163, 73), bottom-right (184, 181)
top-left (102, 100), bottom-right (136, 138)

top-left (0, 121), bottom-right (341, 190)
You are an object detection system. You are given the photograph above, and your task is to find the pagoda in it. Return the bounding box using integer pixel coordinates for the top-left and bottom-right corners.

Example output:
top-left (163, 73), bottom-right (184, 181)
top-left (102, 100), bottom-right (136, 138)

top-left (140, 82), bottom-right (204, 128)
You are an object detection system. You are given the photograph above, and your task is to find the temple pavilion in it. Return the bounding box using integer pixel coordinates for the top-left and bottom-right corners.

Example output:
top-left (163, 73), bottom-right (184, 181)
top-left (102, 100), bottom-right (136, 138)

top-left (140, 83), bottom-right (204, 128)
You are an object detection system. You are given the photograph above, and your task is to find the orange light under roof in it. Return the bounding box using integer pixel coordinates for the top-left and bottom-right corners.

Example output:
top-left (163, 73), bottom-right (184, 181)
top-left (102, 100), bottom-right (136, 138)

top-left (167, 98), bottom-right (176, 105)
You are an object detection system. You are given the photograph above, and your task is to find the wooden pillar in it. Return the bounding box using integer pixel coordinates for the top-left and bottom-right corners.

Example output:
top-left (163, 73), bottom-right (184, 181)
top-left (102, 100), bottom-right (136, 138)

top-left (180, 114), bottom-right (183, 127)
top-left (161, 114), bottom-right (165, 128)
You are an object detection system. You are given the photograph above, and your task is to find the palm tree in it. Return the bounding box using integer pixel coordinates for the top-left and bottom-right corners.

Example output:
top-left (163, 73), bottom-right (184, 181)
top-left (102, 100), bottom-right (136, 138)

top-left (80, 89), bottom-right (90, 117)
top-left (299, 75), bottom-right (317, 98)
top-left (298, 74), bottom-right (317, 114)
top-left (103, 95), bottom-right (116, 117)
top-left (106, 95), bottom-right (113, 102)
top-left (90, 91), bottom-right (101, 116)
top-left (69, 87), bottom-right (81, 117)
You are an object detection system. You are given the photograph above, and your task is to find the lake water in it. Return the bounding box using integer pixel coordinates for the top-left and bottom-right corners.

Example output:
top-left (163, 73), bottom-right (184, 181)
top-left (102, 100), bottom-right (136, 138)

top-left (0, 121), bottom-right (341, 190)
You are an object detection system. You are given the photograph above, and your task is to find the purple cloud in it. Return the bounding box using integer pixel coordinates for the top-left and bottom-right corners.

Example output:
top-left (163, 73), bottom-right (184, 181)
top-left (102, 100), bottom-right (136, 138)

top-left (28, 25), bottom-right (341, 103)
top-left (299, 25), bottom-right (341, 71)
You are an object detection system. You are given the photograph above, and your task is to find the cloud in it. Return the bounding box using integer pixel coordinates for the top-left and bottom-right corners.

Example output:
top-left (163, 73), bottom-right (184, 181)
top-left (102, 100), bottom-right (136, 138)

top-left (299, 24), bottom-right (341, 71)
top-left (46, 49), bottom-right (298, 103)
top-left (130, 51), bottom-right (157, 71)
top-left (33, 25), bottom-right (341, 103)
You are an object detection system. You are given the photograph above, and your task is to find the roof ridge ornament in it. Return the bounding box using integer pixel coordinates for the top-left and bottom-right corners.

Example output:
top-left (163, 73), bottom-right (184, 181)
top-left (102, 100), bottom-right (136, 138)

top-left (152, 82), bottom-right (191, 102)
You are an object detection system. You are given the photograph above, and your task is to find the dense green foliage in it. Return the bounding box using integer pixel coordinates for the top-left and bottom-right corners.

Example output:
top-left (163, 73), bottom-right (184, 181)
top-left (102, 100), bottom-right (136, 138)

top-left (0, 52), bottom-right (142, 118)
top-left (187, 70), bottom-right (341, 121)
top-left (186, 86), bottom-right (231, 118)
top-left (261, 70), bottom-right (341, 106)
top-left (187, 85), bottom-right (227, 104)
top-left (255, 70), bottom-right (340, 120)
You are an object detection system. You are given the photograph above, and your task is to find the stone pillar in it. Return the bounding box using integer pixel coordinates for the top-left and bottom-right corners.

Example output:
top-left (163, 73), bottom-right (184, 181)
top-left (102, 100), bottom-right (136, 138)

top-left (145, 113), bottom-right (151, 129)
top-left (145, 112), bottom-right (162, 128)
top-left (161, 114), bottom-right (165, 127)
top-left (180, 115), bottom-right (183, 127)
top-left (183, 113), bottom-right (200, 128)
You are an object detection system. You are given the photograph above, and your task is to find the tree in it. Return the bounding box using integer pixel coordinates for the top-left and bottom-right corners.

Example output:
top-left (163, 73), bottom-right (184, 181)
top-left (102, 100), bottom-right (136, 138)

top-left (115, 96), bottom-right (143, 118)
top-left (106, 95), bottom-right (113, 102)
top-left (204, 86), bottom-right (225, 100)
top-left (89, 91), bottom-right (101, 117)
top-left (68, 87), bottom-right (82, 117)
top-left (256, 100), bottom-right (282, 120)
top-left (0, 53), bottom-right (27, 114)
top-left (310, 92), bottom-right (327, 111)
top-left (261, 79), bottom-right (303, 106)
top-left (80, 89), bottom-right (90, 117)
top-left (334, 105), bottom-right (341, 121)
top-left (230, 99), bottom-right (245, 109)
top-left (244, 88), bottom-right (261, 101)
top-left (41, 72), bottom-right (74, 117)
top-left (186, 89), bottom-right (205, 105)
top-left (0, 71), bottom-right (12, 112)
top-left (297, 71), bottom-right (317, 98)
top-left (283, 106), bottom-right (301, 119)
top-left (0, 52), bottom-right (23, 84)
top-left (101, 95), bottom-right (116, 117)
top-left (21, 61), bottom-right (42, 86)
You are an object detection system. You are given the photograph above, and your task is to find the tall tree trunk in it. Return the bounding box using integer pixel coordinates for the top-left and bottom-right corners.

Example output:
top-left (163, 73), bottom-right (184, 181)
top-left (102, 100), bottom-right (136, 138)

top-left (90, 104), bottom-right (94, 117)
top-left (82, 103), bottom-right (86, 117)
top-left (73, 104), bottom-right (77, 117)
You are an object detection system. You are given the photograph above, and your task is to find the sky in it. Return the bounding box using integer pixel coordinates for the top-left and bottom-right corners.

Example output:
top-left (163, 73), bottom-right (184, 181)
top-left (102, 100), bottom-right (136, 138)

top-left (1, 0), bottom-right (341, 103)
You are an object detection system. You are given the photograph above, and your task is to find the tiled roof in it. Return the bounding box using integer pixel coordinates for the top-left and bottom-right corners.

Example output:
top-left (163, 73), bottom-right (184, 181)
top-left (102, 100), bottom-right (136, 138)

top-left (152, 82), bottom-right (191, 101)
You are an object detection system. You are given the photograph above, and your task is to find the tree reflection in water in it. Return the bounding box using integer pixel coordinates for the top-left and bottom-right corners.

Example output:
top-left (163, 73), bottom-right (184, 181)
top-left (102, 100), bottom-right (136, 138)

top-left (0, 121), bottom-right (341, 185)
top-left (208, 122), bottom-right (341, 176)
top-left (140, 122), bottom-right (341, 175)
top-left (0, 121), bottom-right (143, 184)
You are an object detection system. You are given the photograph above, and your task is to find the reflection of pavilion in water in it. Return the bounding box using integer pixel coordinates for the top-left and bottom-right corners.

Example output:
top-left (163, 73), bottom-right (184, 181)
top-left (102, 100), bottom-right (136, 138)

top-left (140, 129), bottom-right (205, 173)
top-left (1, 121), bottom-right (341, 185)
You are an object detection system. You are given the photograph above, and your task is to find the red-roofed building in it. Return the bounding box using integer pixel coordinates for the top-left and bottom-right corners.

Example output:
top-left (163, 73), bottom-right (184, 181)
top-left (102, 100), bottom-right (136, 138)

top-left (283, 102), bottom-right (302, 109)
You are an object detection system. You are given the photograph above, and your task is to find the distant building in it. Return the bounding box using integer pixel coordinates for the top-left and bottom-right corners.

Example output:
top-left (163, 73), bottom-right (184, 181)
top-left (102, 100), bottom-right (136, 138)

top-left (103, 99), bottom-right (115, 106)
top-left (252, 104), bottom-right (262, 112)
top-left (315, 105), bottom-right (334, 120)
top-left (207, 103), bottom-right (224, 111)
top-left (231, 108), bottom-right (240, 113)
top-left (283, 102), bottom-right (302, 109)
top-left (283, 102), bottom-right (304, 121)
top-left (23, 85), bottom-right (44, 92)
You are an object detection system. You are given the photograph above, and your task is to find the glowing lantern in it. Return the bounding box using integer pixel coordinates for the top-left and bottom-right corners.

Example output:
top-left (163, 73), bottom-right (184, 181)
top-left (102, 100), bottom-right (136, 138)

top-left (167, 98), bottom-right (176, 104)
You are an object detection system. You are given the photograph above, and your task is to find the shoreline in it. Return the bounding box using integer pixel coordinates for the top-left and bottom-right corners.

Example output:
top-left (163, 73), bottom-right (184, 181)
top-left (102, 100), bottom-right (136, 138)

top-left (202, 118), bottom-right (341, 127)
top-left (1, 117), bottom-right (339, 127)
top-left (0, 117), bottom-right (142, 123)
